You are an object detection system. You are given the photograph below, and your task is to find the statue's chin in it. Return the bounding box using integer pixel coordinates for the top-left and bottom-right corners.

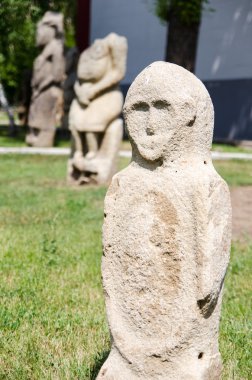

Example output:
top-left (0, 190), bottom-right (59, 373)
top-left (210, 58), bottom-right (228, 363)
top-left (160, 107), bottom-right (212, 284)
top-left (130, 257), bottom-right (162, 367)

top-left (137, 146), bottom-right (163, 162)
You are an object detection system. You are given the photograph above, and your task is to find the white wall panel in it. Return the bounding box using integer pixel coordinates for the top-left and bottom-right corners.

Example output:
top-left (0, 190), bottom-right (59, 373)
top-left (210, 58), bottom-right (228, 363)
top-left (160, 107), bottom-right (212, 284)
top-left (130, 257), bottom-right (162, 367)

top-left (196, 0), bottom-right (252, 80)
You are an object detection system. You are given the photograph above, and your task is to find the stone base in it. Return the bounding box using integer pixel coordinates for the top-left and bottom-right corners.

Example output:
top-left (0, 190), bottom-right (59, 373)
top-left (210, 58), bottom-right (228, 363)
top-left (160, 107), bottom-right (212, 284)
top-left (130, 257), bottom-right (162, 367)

top-left (97, 347), bottom-right (222, 380)
top-left (26, 128), bottom-right (56, 147)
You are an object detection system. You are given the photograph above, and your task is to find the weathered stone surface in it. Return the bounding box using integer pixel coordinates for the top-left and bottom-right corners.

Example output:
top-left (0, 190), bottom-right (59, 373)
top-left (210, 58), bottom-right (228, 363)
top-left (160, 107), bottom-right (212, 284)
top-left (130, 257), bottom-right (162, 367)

top-left (68, 33), bottom-right (127, 185)
top-left (26, 11), bottom-right (65, 147)
top-left (61, 47), bottom-right (79, 130)
top-left (98, 62), bottom-right (232, 379)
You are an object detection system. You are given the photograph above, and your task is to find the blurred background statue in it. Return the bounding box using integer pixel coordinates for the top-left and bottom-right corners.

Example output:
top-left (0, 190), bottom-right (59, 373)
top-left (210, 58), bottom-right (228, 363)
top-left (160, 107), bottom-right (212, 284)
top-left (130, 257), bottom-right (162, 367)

top-left (68, 33), bottom-right (128, 185)
top-left (0, 82), bottom-right (16, 136)
top-left (61, 47), bottom-right (79, 130)
top-left (26, 11), bottom-right (65, 147)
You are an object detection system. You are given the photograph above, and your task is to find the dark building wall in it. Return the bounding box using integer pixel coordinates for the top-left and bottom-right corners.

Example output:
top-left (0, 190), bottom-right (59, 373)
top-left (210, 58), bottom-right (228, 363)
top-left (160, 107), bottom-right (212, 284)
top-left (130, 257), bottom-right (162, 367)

top-left (205, 79), bottom-right (252, 141)
top-left (121, 80), bottom-right (252, 141)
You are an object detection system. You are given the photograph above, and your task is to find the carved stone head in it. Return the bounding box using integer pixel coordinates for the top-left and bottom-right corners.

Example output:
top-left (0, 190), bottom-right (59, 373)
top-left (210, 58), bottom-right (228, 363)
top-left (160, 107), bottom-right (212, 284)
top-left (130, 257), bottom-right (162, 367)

top-left (36, 11), bottom-right (64, 46)
top-left (124, 62), bottom-right (214, 164)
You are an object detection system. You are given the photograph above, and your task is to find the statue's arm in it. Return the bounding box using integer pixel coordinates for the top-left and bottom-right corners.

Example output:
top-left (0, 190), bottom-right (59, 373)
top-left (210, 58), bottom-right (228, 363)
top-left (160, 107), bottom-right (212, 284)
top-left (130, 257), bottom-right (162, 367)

top-left (37, 42), bottom-right (64, 93)
top-left (195, 180), bottom-right (232, 316)
top-left (51, 43), bottom-right (65, 82)
top-left (74, 81), bottom-right (91, 106)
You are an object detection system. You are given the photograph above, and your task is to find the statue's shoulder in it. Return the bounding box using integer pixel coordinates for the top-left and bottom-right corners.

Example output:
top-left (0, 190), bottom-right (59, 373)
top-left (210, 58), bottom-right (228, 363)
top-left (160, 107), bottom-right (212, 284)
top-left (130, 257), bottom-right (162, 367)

top-left (106, 164), bottom-right (137, 196)
top-left (209, 167), bottom-right (230, 198)
top-left (195, 166), bottom-right (231, 210)
top-left (106, 32), bottom-right (127, 45)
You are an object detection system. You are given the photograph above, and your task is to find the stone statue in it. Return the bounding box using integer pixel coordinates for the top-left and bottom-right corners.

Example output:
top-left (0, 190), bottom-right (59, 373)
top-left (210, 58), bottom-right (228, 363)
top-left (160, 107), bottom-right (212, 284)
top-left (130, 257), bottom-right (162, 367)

top-left (68, 33), bottom-right (127, 185)
top-left (26, 11), bottom-right (65, 147)
top-left (98, 62), bottom-right (232, 379)
top-left (61, 47), bottom-right (79, 130)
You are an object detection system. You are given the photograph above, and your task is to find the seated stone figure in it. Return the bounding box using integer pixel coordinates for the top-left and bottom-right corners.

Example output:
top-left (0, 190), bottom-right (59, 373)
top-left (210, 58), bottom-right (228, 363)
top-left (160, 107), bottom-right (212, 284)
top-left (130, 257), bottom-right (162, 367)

top-left (68, 33), bottom-right (127, 185)
top-left (26, 12), bottom-right (65, 147)
top-left (98, 62), bottom-right (232, 379)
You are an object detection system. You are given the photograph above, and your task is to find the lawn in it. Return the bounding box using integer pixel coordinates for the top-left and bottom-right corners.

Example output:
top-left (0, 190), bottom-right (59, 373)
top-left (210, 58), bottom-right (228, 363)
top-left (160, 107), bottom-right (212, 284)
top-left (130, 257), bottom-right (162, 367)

top-left (0, 155), bottom-right (251, 379)
top-left (1, 126), bottom-right (252, 153)
top-left (0, 128), bottom-right (70, 148)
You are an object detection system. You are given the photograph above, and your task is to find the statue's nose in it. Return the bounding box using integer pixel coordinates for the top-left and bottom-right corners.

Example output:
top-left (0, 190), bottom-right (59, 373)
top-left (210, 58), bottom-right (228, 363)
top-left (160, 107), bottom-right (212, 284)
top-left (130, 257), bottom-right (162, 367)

top-left (146, 108), bottom-right (155, 135)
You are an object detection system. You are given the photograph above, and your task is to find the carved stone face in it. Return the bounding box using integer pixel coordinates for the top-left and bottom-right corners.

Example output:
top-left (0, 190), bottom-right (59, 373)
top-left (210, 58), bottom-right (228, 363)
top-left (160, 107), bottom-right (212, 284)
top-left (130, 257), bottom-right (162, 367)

top-left (124, 74), bottom-right (196, 162)
top-left (36, 22), bottom-right (55, 46)
top-left (78, 39), bottom-right (109, 81)
top-left (125, 99), bottom-right (174, 161)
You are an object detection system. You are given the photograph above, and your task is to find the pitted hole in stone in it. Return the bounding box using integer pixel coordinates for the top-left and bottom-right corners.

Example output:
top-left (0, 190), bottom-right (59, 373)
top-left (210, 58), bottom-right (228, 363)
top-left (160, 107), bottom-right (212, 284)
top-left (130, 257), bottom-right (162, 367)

top-left (146, 126), bottom-right (154, 136)
top-left (187, 115), bottom-right (196, 127)
top-left (101, 368), bottom-right (107, 376)
top-left (197, 294), bottom-right (218, 319)
top-left (198, 352), bottom-right (204, 359)
top-left (104, 212), bottom-right (107, 218)
top-left (204, 161), bottom-right (207, 165)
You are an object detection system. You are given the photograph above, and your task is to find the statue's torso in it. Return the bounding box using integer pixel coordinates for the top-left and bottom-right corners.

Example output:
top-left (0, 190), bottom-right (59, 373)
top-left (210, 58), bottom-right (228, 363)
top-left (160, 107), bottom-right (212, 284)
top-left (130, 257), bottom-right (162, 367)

top-left (77, 40), bottom-right (110, 82)
top-left (69, 88), bottom-right (123, 132)
top-left (102, 163), bottom-right (231, 358)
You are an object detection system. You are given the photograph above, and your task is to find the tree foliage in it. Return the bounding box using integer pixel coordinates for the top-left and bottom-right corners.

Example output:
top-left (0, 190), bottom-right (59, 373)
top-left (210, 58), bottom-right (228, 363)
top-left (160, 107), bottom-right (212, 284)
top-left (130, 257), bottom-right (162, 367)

top-left (154, 0), bottom-right (211, 25)
top-left (0, 0), bottom-right (76, 100)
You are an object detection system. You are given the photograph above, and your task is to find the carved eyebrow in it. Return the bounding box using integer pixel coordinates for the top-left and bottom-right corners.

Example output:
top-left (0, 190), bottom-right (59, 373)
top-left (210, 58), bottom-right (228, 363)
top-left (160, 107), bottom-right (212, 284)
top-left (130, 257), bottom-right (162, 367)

top-left (152, 99), bottom-right (170, 109)
top-left (131, 101), bottom-right (149, 111)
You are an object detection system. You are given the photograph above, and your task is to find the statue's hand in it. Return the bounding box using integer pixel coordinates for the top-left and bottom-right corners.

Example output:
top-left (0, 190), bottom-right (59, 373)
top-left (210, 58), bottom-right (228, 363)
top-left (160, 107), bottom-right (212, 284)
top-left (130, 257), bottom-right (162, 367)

top-left (74, 82), bottom-right (92, 105)
top-left (80, 95), bottom-right (90, 106)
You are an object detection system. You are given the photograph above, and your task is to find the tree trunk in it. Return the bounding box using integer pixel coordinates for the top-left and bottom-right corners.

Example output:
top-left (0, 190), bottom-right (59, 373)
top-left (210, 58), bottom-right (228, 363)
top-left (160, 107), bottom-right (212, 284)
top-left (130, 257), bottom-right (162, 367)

top-left (76, 0), bottom-right (91, 53)
top-left (165, 14), bottom-right (201, 73)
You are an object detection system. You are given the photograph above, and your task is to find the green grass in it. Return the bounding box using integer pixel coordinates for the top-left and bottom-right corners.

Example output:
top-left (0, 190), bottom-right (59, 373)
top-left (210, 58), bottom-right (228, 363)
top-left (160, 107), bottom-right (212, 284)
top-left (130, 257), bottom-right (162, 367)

top-left (0, 155), bottom-right (251, 379)
top-left (0, 155), bottom-right (109, 379)
top-left (0, 128), bottom-right (70, 148)
top-left (1, 130), bottom-right (252, 153)
top-left (0, 132), bottom-right (26, 147)
top-left (220, 242), bottom-right (252, 380)
top-left (214, 160), bottom-right (252, 186)
top-left (212, 143), bottom-right (252, 154)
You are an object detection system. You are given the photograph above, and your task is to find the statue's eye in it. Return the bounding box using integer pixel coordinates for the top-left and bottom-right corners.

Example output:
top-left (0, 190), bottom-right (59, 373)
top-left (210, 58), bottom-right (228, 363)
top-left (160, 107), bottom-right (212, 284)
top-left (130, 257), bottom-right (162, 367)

top-left (153, 100), bottom-right (170, 110)
top-left (132, 102), bottom-right (149, 112)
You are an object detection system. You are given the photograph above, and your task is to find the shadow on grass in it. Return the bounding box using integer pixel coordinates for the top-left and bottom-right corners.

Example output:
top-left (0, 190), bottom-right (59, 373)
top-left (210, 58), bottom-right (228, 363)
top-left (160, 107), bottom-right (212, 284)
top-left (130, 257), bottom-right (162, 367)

top-left (0, 124), bottom-right (27, 141)
top-left (0, 124), bottom-right (71, 147)
top-left (89, 350), bottom-right (110, 379)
